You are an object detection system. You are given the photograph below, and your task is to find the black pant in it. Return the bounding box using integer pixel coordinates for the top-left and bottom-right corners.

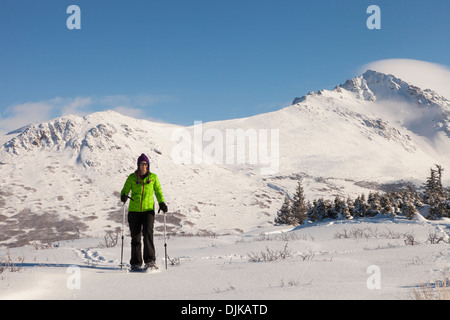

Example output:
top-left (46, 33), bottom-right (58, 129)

top-left (128, 211), bottom-right (155, 266)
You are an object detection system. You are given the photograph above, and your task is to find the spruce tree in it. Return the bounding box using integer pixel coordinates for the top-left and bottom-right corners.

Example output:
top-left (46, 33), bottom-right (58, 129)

top-left (291, 180), bottom-right (308, 225)
top-left (403, 201), bottom-right (418, 220)
top-left (308, 198), bottom-right (325, 221)
top-left (436, 165), bottom-right (444, 197)
top-left (346, 196), bottom-right (355, 217)
top-left (367, 192), bottom-right (382, 216)
top-left (380, 194), bottom-right (394, 216)
top-left (424, 165), bottom-right (444, 203)
top-left (353, 194), bottom-right (368, 217)
top-left (275, 196), bottom-right (292, 225)
top-left (334, 196), bottom-right (351, 219)
top-left (423, 165), bottom-right (449, 218)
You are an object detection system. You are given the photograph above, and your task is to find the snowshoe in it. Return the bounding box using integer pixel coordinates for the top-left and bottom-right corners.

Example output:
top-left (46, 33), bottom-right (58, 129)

top-left (144, 261), bottom-right (159, 271)
top-left (129, 265), bottom-right (146, 273)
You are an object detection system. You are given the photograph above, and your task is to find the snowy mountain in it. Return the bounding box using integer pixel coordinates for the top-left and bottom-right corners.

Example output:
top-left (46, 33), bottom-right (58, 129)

top-left (0, 70), bottom-right (449, 248)
top-left (337, 70), bottom-right (449, 137)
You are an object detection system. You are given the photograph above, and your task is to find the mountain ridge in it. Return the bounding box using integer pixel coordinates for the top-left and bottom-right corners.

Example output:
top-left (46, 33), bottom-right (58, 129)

top-left (292, 70), bottom-right (449, 141)
top-left (295, 70), bottom-right (450, 108)
top-left (1, 70), bottom-right (449, 247)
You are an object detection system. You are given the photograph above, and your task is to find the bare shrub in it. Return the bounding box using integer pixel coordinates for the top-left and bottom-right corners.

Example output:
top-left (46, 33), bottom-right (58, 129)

top-left (280, 278), bottom-right (301, 287)
top-left (410, 272), bottom-right (450, 300)
top-left (98, 231), bottom-right (119, 248)
top-left (247, 243), bottom-right (292, 262)
top-left (298, 248), bottom-right (316, 261)
top-left (214, 282), bottom-right (235, 293)
top-left (0, 249), bottom-right (24, 274)
top-left (404, 232), bottom-right (420, 246)
top-left (30, 241), bottom-right (58, 250)
top-left (426, 230), bottom-right (447, 244)
top-left (334, 227), bottom-right (422, 244)
top-left (168, 256), bottom-right (181, 267)
top-left (280, 278), bottom-right (313, 287)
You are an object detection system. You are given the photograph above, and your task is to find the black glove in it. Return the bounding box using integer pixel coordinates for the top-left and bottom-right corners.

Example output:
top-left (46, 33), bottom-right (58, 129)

top-left (158, 202), bottom-right (168, 213)
top-left (121, 194), bottom-right (129, 203)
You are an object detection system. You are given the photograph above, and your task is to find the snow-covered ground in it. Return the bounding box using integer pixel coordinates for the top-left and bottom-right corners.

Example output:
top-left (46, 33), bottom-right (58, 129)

top-left (1, 70), bottom-right (449, 303)
top-left (1, 215), bottom-right (449, 300)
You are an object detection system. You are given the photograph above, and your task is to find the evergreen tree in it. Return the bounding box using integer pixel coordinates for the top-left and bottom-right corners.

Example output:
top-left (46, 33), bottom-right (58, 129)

top-left (346, 196), bottom-right (355, 217)
top-left (277, 167), bottom-right (449, 223)
top-left (380, 194), bottom-right (394, 216)
top-left (403, 201), bottom-right (418, 220)
top-left (436, 165), bottom-right (444, 197)
top-left (423, 165), bottom-right (449, 219)
top-left (308, 198), bottom-right (328, 221)
top-left (424, 165), bottom-right (444, 203)
top-left (390, 191), bottom-right (401, 215)
top-left (367, 192), bottom-right (382, 216)
top-left (333, 196), bottom-right (351, 219)
top-left (353, 194), bottom-right (368, 217)
top-left (291, 180), bottom-right (308, 225)
top-left (275, 196), bottom-right (292, 225)
top-left (428, 201), bottom-right (446, 219)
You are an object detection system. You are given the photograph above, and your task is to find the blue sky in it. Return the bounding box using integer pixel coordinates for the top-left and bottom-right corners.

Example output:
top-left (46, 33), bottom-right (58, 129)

top-left (0, 0), bottom-right (449, 132)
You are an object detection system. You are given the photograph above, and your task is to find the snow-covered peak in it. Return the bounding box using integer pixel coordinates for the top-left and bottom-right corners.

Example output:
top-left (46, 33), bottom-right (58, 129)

top-left (294, 70), bottom-right (450, 108)
top-left (2, 111), bottom-right (152, 154)
top-left (2, 114), bottom-right (83, 154)
top-left (0, 110), bottom-right (172, 175)
top-left (292, 70), bottom-right (450, 137)
top-left (340, 70), bottom-right (450, 108)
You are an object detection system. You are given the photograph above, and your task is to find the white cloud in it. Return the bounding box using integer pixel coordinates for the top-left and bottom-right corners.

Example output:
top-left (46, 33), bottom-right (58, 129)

top-left (112, 106), bottom-right (146, 119)
top-left (0, 102), bottom-right (53, 133)
top-left (58, 96), bottom-right (93, 116)
top-left (98, 95), bottom-right (162, 108)
top-left (360, 59), bottom-right (450, 100)
top-left (0, 94), bottom-right (168, 133)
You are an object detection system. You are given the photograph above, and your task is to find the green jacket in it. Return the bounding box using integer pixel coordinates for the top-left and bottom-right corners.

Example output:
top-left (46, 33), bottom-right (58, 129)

top-left (121, 171), bottom-right (165, 212)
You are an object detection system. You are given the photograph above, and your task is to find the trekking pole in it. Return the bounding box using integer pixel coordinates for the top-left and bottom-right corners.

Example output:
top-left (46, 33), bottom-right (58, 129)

top-left (163, 212), bottom-right (168, 270)
top-left (159, 208), bottom-right (168, 270)
top-left (120, 203), bottom-right (126, 270)
top-left (120, 195), bottom-right (133, 270)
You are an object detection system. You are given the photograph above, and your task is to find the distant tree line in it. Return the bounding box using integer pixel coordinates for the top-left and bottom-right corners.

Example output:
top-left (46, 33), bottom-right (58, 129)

top-left (275, 165), bottom-right (450, 226)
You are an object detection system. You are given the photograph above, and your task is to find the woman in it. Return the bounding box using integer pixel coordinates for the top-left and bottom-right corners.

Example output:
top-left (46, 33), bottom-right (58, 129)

top-left (120, 153), bottom-right (168, 271)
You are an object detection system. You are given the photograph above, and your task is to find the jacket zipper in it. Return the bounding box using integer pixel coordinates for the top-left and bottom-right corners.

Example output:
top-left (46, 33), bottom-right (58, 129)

top-left (140, 178), bottom-right (144, 212)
